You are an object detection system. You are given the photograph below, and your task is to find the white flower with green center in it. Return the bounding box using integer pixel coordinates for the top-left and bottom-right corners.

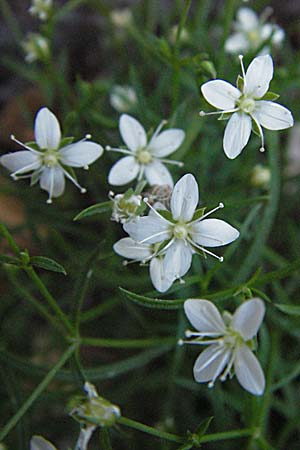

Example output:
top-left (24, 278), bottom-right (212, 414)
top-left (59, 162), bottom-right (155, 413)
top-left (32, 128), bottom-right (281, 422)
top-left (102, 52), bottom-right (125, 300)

top-left (200, 54), bottom-right (294, 159)
top-left (107, 114), bottom-right (185, 187)
top-left (30, 436), bottom-right (58, 450)
top-left (29, 0), bottom-right (52, 21)
top-left (122, 174), bottom-right (239, 291)
top-left (110, 85), bottom-right (137, 113)
top-left (180, 298), bottom-right (266, 396)
top-left (0, 107), bottom-right (103, 203)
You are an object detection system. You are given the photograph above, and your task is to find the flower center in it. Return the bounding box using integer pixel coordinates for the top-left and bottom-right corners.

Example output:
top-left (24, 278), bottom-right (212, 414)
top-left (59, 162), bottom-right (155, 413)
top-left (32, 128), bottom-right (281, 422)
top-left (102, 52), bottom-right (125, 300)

top-left (137, 149), bottom-right (152, 165)
top-left (173, 224), bottom-right (188, 239)
top-left (239, 97), bottom-right (256, 114)
top-left (43, 151), bottom-right (58, 167)
top-left (247, 30), bottom-right (260, 46)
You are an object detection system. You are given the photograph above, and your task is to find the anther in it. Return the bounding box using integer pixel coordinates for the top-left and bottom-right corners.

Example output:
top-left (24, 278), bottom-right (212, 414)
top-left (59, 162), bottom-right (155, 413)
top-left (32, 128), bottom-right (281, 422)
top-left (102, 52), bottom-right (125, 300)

top-left (85, 134), bottom-right (92, 139)
top-left (84, 165), bottom-right (89, 170)
top-left (177, 339), bottom-right (184, 346)
top-left (80, 188), bottom-right (87, 194)
top-left (259, 146), bottom-right (265, 153)
top-left (46, 199), bottom-right (52, 204)
top-left (219, 256), bottom-right (224, 262)
top-left (199, 111), bottom-right (206, 117)
top-left (208, 381), bottom-right (214, 388)
top-left (106, 145), bottom-right (112, 150)
top-left (219, 202), bottom-right (224, 208)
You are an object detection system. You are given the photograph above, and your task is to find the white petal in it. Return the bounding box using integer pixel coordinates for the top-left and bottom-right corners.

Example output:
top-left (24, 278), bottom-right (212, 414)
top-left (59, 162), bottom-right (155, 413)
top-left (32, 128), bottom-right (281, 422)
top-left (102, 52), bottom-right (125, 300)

top-left (31, 435), bottom-right (57, 450)
top-left (201, 80), bottom-right (241, 110)
top-left (108, 156), bottom-right (140, 186)
top-left (236, 7), bottom-right (258, 31)
top-left (119, 114), bottom-right (147, 152)
top-left (254, 101), bottom-right (294, 130)
top-left (113, 237), bottom-right (152, 260)
top-left (272, 26), bottom-right (285, 45)
top-left (59, 141), bottom-right (103, 167)
top-left (124, 215), bottom-right (171, 244)
top-left (144, 160), bottom-right (173, 187)
top-left (0, 151), bottom-right (41, 174)
top-left (225, 32), bottom-right (250, 54)
top-left (223, 112), bottom-right (252, 159)
top-left (231, 298), bottom-right (265, 340)
top-left (150, 257), bottom-right (173, 292)
top-left (34, 107), bottom-right (61, 150)
top-left (244, 55), bottom-right (273, 99)
top-left (193, 344), bottom-right (230, 383)
top-left (184, 299), bottom-right (226, 334)
top-left (163, 239), bottom-right (192, 281)
top-left (234, 344), bottom-right (265, 396)
top-left (148, 129), bottom-right (185, 157)
top-left (39, 167), bottom-right (65, 198)
top-left (171, 173), bottom-right (199, 222)
top-left (190, 218), bottom-right (239, 248)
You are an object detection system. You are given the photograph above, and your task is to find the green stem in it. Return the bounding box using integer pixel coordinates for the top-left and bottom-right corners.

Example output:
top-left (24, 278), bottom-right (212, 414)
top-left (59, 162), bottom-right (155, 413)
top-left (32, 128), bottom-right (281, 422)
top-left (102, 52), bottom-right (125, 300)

top-left (0, 344), bottom-right (76, 441)
top-left (200, 428), bottom-right (254, 443)
top-left (0, 223), bottom-right (20, 256)
top-left (218, 0), bottom-right (236, 76)
top-left (80, 336), bottom-right (177, 348)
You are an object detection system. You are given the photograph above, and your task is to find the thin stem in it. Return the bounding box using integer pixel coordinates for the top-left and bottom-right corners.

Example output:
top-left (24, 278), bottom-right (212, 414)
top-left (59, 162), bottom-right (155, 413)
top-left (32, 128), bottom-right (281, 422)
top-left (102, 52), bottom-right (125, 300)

top-left (80, 336), bottom-right (177, 348)
top-left (0, 223), bottom-right (20, 256)
top-left (218, 0), bottom-right (236, 76)
top-left (199, 427), bottom-right (254, 443)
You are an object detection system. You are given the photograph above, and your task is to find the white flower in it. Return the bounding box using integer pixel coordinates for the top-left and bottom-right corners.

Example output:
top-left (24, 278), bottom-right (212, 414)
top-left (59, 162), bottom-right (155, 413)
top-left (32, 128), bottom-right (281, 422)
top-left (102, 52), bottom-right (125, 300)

top-left (200, 54), bottom-right (294, 159)
top-left (225, 7), bottom-right (285, 55)
top-left (29, 0), bottom-right (52, 21)
top-left (22, 33), bottom-right (49, 63)
top-left (180, 298), bottom-right (266, 396)
top-left (0, 107), bottom-right (103, 203)
top-left (30, 436), bottom-right (58, 450)
top-left (251, 164), bottom-right (270, 188)
top-left (109, 189), bottom-right (145, 223)
top-left (110, 85), bottom-right (137, 113)
top-left (107, 114), bottom-right (185, 187)
top-left (122, 174), bottom-right (239, 291)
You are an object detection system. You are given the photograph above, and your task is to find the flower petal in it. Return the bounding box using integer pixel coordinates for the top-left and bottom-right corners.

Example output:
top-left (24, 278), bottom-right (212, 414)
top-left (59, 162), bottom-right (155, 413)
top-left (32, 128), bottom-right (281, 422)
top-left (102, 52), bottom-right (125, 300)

top-left (223, 112), bottom-right (252, 159)
top-left (148, 129), bottom-right (185, 157)
top-left (231, 298), bottom-right (265, 340)
top-left (171, 173), bottom-right (199, 222)
top-left (184, 299), bottom-right (226, 334)
top-left (236, 7), bottom-right (259, 31)
top-left (34, 107), bottom-right (61, 150)
top-left (113, 237), bottom-right (152, 260)
top-left (144, 160), bottom-right (173, 187)
top-left (119, 114), bottom-right (147, 152)
top-left (39, 167), bottom-right (65, 198)
top-left (244, 55), bottom-right (273, 99)
top-left (124, 215), bottom-right (171, 244)
top-left (225, 32), bottom-right (250, 54)
top-left (0, 151), bottom-right (41, 174)
top-left (234, 344), bottom-right (265, 396)
top-left (163, 239), bottom-right (192, 281)
top-left (190, 218), bottom-right (239, 247)
top-left (193, 344), bottom-right (230, 383)
top-left (30, 435), bottom-right (57, 450)
top-left (108, 156), bottom-right (140, 186)
top-left (150, 257), bottom-right (173, 292)
top-left (201, 80), bottom-right (241, 110)
top-left (254, 101), bottom-right (294, 130)
top-left (59, 141), bottom-right (103, 167)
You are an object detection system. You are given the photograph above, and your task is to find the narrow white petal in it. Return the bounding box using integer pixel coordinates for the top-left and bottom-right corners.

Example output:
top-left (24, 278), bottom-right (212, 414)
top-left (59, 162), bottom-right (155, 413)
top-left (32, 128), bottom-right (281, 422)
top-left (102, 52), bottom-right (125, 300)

top-left (231, 298), bottom-right (265, 340)
top-left (34, 107), bottom-right (61, 150)
top-left (0, 151), bottom-right (41, 173)
top-left (113, 237), bottom-right (152, 260)
top-left (225, 32), bottom-right (249, 54)
top-left (144, 160), bottom-right (173, 187)
top-left (108, 156), bottom-right (140, 186)
top-left (124, 215), bottom-right (171, 244)
top-left (201, 80), bottom-right (241, 110)
top-left (234, 344), bottom-right (265, 396)
top-left (59, 141), bottom-right (103, 167)
top-left (223, 112), bottom-right (252, 159)
top-left (39, 167), bottom-right (65, 198)
top-left (184, 299), bottom-right (226, 334)
top-left (244, 55), bottom-right (273, 99)
top-left (237, 7), bottom-right (259, 31)
top-left (272, 26), bottom-right (285, 45)
top-left (163, 239), bottom-right (192, 281)
top-left (31, 435), bottom-right (58, 450)
top-left (191, 218), bottom-right (239, 248)
top-left (171, 173), bottom-right (199, 222)
top-left (150, 257), bottom-right (173, 292)
top-left (254, 101), bottom-right (294, 130)
top-left (119, 114), bottom-right (147, 152)
top-left (193, 345), bottom-right (230, 383)
top-left (148, 129), bottom-right (185, 157)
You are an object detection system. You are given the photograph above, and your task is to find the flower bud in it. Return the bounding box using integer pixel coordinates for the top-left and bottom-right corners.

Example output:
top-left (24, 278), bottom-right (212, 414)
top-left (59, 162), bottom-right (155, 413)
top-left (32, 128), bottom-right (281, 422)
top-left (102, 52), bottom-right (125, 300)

top-left (110, 85), bottom-right (137, 113)
top-left (22, 33), bottom-right (50, 63)
top-left (29, 0), bottom-right (53, 21)
top-left (251, 164), bottom-right (271, 188)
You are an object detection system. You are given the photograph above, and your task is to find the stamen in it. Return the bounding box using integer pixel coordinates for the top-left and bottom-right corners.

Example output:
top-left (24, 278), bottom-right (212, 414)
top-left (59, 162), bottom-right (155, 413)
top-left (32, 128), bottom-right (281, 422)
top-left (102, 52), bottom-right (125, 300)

top-left (159, 158), bottom-right (184, 167)
top-left (138, 230), bottom-right (171, 245)
top-left (191, 202), bottom-right (224, 224)
top-left (187, 238), bottom-right (224, 261)
top-left (143, 198), bottom-right (171, 224)
top-left (61, 167), bottom-right (87, 193)
top-left (251, 114), bottom-right (265, 153)
top-left (220, 352), bottom-right (235, 381)
top-left (238, 55), bottom-right (246, 85)
top-left (85, 134), bottom-right (92, 139)
top-left (199, 108), bottom-right (238, 117)
top-left (10, 134), bottom-right (41, 154)
top-left (151, 119), bottom-right (168, 141)
top-left (11, 161), bottom-right (41, 178)
top-left (105, 145), bottom-right (133, 155)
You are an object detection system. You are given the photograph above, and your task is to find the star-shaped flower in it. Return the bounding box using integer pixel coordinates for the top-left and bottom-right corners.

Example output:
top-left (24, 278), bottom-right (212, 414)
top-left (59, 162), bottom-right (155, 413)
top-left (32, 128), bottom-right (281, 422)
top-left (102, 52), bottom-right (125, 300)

top-left (0, 107), bottom-right (103, 203)
top-left (200, 54), bottom-right (294, 159)
top-left (107, 114), bottom-right (185, 187)
top-left (180, 298), bottom-right (266, 396)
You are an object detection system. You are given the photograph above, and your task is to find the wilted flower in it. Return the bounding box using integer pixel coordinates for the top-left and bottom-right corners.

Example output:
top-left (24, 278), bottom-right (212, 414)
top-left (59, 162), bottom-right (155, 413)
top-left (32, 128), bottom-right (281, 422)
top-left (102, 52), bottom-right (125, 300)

top-left (30, 436), bottom-right (58, 450)
top-left (200, 54), bottom-right (294, 159)
top-left (225, 7), bottom-right (284, 55)
top-left (110, 189), bottom-right (145, 223)
top-left (110, 85), bottom-right (137, 113)
top-left (22, 33), bottom-right (49, 63)
top-left (180, 298), bottom-right (266, 396)
top-left (107, 114), bottom-right (185, 187)
top-left (29, 0), bottom-right (52, 21)
top-left (0, 107), bottom-right (103, 203)
top-left (251, 164), bottom-right (271, 188)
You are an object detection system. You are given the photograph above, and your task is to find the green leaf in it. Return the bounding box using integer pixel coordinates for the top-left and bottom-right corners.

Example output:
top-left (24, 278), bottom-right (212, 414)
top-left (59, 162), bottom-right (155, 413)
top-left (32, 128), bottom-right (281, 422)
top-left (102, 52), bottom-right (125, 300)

top-left (0, 254), bottom-right (21, 266)
top-left (192, 207), bottom-right (206, 221)
top-left (60, 136), bottom-right (74, 147)
top-left (30, 256), bottom-right (67, 275)
top-left (261, 91), bottom-right (280, 101)
top-left (124, 188), bottom-right (134, 200)
top-left (156, 209), bottom-right (174, 222)
top-left (119, 287), bottom-right (184, 310)
top-left (236, 75), bottom-right (244, 91)
top-left (274, 303), bottom-right (300, 316)
top-left (195, 416), bottom-right (214, 438)
top-left (74, 201), bottom-right (112, 221)
top-left (25, 141), bottom-right (40, 150)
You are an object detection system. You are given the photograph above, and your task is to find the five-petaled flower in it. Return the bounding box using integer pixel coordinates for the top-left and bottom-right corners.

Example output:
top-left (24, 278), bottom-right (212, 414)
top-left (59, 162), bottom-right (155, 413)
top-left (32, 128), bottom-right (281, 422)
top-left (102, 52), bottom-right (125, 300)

top-left (0, 107), bottom-right (103, 203)
top-left (180, 298), bottom-right (266, 396)
top-left (107, 114), bottom-right (185, 187)
top-left (117, 174), bottom-right (239, 292)
top-left (200, 54), bottom-right (294, 159)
